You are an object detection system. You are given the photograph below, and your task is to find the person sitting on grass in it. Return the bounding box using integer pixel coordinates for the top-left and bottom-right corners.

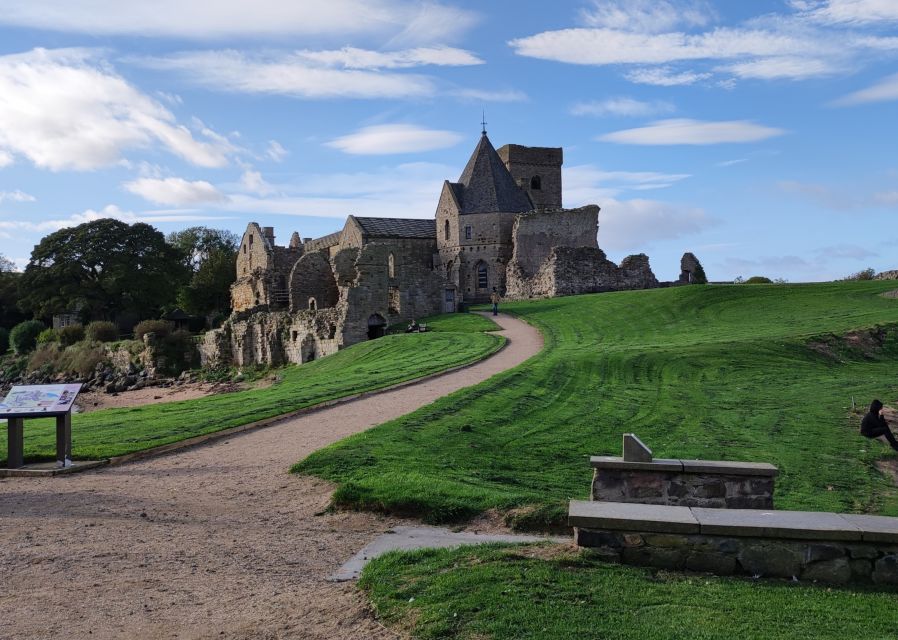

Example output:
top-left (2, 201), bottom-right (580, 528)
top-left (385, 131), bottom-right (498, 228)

top-left (405, 319), bottom-right (419, 333)
top-left (861, 399), bottom-right (898, 451)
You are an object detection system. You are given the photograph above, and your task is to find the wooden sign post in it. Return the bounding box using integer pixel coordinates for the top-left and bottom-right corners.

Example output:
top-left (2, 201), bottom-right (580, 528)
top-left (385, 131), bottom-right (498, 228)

top-left (0, 384), bottom-right (82, 469)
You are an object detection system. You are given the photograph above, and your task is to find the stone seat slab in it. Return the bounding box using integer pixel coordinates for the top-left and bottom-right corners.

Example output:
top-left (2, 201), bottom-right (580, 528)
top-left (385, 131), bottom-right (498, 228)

top-left (691, 507), bottom-right (862, 541)
top-left (568, 500), bottom-right (699, 534)
top-left (590, 456), bottom-right (682, 472)
top-left (840, 514), bottom-right (898, 544)
top-left (679, 460), bottom-right (778, 477)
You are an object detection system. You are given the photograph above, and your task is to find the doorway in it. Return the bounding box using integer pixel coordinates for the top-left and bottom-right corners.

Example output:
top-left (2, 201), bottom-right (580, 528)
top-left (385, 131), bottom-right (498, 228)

top-left (367, 313), bottom-right (386, 339)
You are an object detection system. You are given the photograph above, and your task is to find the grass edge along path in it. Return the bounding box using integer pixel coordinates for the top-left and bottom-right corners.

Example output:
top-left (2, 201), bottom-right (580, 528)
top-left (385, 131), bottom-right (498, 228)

top-left (360, 543), bottom-right (898, 640)
top-left (0, 313), bottom-right (503, 465)
top-left (294, 281), bottom-right (898, 526)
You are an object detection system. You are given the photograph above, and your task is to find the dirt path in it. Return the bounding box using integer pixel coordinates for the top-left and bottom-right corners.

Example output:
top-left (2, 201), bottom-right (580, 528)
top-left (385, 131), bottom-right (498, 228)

top-left (0, 313), bottom-right (542, 640)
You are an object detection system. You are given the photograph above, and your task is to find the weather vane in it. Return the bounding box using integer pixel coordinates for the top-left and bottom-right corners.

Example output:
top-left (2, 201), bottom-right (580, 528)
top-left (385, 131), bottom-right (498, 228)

top-left (481, 109), bottom-right (487, 135)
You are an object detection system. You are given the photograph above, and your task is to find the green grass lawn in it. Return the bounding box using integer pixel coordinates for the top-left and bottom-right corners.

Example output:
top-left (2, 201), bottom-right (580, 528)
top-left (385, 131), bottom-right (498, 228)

top-left (0, 313), bottom-right (502, 465)
top-left (295, 281), bottom-right (898, 525)
top-left (361, 544), bottom-right (898, 640)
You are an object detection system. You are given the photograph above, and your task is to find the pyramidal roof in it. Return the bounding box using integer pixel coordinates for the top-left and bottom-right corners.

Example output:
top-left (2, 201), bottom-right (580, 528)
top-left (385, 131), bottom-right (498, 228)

top-left (453, 133), bottom-right (533, 215)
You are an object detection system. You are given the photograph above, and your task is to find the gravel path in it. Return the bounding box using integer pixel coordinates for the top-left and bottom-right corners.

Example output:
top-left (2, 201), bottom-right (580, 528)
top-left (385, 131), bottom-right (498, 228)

top-left (0, 313), bottom-right (542, 640)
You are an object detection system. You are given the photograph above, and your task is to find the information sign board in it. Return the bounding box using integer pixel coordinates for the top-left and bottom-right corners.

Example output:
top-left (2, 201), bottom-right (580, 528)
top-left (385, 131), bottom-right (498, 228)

top-left (0, 384), bottom-right (82, 418)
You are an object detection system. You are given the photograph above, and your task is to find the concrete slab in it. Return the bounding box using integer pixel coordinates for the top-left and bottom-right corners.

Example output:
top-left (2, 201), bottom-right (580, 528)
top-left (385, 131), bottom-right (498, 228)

top-left (330, 525), bottom-right (564, 582)
top-left (691, 507), bottom-right (862, 541)
top-left (590, 456), bottom-right (682, 472)
top-left (680, 460), bottom-right (778, 477)
top-left (0, 460), bottom-right (107, 477)
top-left (568, 499), bottom-right (699, 534)
top-left (841, 514), bottom-right (898, 544)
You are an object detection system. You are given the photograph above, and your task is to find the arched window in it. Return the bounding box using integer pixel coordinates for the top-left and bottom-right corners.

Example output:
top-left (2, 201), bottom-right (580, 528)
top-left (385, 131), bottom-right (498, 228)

top-left (308, 298), bottom-right (316, 311)
top-left (530, 175), bottom-right (541, 190)
top-left (444, 219), bottom-right (450, 241)
top-left (476, 261), bottom-right (488, 290)
top-left (388, 252), bottom-right (395, 278)
top-left (446, 259), bottom-right (453, 279)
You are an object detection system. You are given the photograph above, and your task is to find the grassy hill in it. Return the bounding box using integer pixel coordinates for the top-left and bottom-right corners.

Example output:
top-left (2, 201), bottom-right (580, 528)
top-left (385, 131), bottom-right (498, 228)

top-left (295, 281), bottom-right (898, 524)
top-left (0, 313), bottom-right (501, 465)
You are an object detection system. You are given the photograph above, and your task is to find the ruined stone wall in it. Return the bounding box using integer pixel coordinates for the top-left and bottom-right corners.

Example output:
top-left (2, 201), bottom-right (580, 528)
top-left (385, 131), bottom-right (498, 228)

top-left (506, 247), bottom-right (659, 299)
top-left (497, 144), bottom-right (563, 210)
top-left (507, 206), bottom-right (599, 278)
top-left (236, 223), bottom-right (272, 278)
top-left (231, 273), bottom-right (270, 312)
top-left (289, 252), bottom-right (339, 311)
top-left (876, 270), bottom-right (898, 280)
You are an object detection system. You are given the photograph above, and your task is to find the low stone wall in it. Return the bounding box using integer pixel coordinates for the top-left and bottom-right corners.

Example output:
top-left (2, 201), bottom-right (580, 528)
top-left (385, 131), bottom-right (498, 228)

top-left (591, 457), bottom-right (777, 509)
top-left (575, 527), bottom-right (898, 585)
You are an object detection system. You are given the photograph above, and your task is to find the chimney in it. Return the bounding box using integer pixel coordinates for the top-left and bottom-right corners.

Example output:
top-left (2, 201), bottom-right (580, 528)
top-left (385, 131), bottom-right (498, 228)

top-left (262, 226), bottom-right (275, 245)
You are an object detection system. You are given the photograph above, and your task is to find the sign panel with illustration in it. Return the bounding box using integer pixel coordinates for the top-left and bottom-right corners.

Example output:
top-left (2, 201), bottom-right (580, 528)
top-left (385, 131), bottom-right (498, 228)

top-left (0, 384), bottom-right (82, 418)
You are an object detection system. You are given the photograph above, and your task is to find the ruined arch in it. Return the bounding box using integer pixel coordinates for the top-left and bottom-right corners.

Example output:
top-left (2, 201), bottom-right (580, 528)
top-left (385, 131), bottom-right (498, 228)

top-left (367, 313), bottom-right (386, 340)
top-left (288, 252), bottom-right (338, 312)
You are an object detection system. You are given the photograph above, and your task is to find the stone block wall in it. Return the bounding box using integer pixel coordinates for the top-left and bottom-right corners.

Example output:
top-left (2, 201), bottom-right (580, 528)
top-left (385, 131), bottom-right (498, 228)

top-left (876, 270), bottom-right (898, 280)
top-left (507, 206), bottom-right (599, 278)
top-left (575, 528), bottom-right (898, 585)
top-left (496, 144), bottom-right (563, 211)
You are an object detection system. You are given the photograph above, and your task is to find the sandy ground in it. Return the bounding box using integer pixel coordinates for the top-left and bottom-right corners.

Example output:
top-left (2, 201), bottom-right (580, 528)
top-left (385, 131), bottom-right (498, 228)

top-left (76, 379), bottom-right (271, 413)
top-left (0, 313), bottom-right (542, 640)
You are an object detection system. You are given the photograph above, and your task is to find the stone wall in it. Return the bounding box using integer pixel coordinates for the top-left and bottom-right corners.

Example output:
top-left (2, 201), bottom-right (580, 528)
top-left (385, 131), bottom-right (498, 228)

top-left (496, 144), bottom-right (563, 211)
top-left (507, 206), bottom-right (599, 278)
top-left (289, 252), bottom-right (339, 311)
top-left (591, 458), bottom-right (776, 510)
top-left (876, 270), bottom-right (898, 280)
top-left (574, 527), bottom-right (898, 585)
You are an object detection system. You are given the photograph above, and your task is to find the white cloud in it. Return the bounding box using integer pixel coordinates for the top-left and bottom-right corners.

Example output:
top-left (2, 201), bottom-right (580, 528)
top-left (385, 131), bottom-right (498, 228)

top-left (814, 243), bottom-right (877, 259)
top-left (800, 0), bottom-right (898, 24)
top-left (0, 190), bottom-right (36, 203)
top-left (293, 46), bottom-right (483, 69)
top-left (874, 190), bottom-right (898, 205)
top-left (454, 88), bottom-right (528, 102)
top-left (239, 170), bottom-right (276, 196)
top-left (579, 0), bottom-right (714, 33)
top-left (599, 119), bottom-right (786, 145)
top-left (571, 97), bottom-right (675, 117)
top-left (135, 50), bottom-right (436, 99)
top-left (123, 177), bottom-right (227, 206)
top-left (778, 179), bottom-right (898, 210)
top-left (716, 158), bottom-right (748, 167)
top-left (565, 165), bottom-right (691, 203)
top-left (265, 141), bottom-right (288, 162)
top-left (0, 0), bottom-right (477, 43)
top-left (624, 67), bottom-right (712, 86)
top-left (832, 72), bottom-right (898, 105)
top-left (0, 48), bottom-right (231, 171)
top-left (325, 124), bottom-right (462, 155)
top-left (598, 198), bottom-right (715, 253)
top-left (0, 204), bottom-right (234, 237)
top-left (723, 56), bottom-right (841, 80)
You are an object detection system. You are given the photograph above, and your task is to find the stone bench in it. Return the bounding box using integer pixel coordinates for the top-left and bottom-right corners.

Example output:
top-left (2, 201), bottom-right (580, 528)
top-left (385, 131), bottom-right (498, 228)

top-left (569, 499), bottom-right (898, 585)
top-left (591, 456), bottom-right (778, 509)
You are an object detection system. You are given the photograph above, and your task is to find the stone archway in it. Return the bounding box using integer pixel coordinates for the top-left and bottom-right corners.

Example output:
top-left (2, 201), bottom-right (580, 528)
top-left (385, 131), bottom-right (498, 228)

top-left (367, 313), bottom-right (386, 340)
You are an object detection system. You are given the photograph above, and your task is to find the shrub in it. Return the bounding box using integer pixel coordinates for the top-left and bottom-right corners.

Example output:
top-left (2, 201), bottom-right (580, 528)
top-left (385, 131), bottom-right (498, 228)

top-left (843, 268), bottom-right (876, 281)
top-left (85, 320), bottom-right (118, 343)
top-left (27, 343), bottom-right (62, 373)
top-left (133, 319), bottom-right (174, 341)
top-left (10, 319), bottom-right (45, 354)
top-left (58, 323), bottom-right (85, 347)
top-left (60, 342), bottom-right (107, 378)
top-left (36, 328), bottom-right (59, 344)
top-left (156, 329), bottom-right (199, 375)
top-left (0, 327), bottom-right (8, 355)
top-left (745, 276), bottom-right (773, 284)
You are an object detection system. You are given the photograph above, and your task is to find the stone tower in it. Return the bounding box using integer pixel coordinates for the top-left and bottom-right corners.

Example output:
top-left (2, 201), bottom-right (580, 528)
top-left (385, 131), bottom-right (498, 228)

top-left (497, 144), bottom-right (563, 211)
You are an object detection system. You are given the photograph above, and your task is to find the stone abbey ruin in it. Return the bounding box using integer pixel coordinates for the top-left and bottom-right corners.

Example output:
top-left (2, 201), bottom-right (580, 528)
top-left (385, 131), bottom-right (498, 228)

top-left (202, 132), bottom-right (702, 368)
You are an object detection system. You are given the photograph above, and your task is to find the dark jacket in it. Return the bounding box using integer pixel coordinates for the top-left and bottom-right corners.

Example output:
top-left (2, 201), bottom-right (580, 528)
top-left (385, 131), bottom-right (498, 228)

top-left (861, 411), bottom-right (889, 437)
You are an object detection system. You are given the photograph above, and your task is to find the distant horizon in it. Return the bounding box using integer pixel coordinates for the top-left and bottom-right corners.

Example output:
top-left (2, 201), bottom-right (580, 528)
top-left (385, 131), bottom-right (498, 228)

top-left (2, 0), bottom-right (897, 282)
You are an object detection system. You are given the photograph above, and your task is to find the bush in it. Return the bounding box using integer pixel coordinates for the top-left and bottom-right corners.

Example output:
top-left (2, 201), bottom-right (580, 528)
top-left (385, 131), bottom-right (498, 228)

top-left (133, 319), bottom-right (174, 341)
top-left (156, 329), bottom-right (199, 376)
top-left (60, 342), bottom-right (107, 378)
top-left (85, 320), bottom-right (118, 343)
top-left (27, 343), bottom-right (62, 373)
top-left (745, 276), bottom-right (773, 284)
top-left (58, 323), bottom-right (85, 347)
top-left (843, 268), bottom-right (876, 281)
top-left (10, 319), bottom-right (45, 354)
top-left (0, 327), bottom-right (8, 355)
top-left (36, 328), bottom-right (59, 344)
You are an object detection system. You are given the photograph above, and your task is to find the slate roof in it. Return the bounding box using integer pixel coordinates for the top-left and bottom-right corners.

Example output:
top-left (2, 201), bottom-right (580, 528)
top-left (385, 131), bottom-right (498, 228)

top-left (452, 133), bottom-right (533, 215)
top-left (353, 216), bottom-right (436, 239)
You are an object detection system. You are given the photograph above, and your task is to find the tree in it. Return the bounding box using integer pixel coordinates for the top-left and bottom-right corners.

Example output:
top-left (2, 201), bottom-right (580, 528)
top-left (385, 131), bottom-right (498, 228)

top-left (167, 227), bottom-right (238, 317)
top-left (19, 219), bottom-right (189, 321)
top-left (0, 253), bottom-right (25, 329)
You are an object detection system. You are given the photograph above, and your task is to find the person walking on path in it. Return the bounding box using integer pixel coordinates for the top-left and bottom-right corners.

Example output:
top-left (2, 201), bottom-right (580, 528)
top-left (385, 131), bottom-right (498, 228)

top-left (490, 288), bottom-right (500, 316)
top-left (861, 399), bottom-right (898, 451)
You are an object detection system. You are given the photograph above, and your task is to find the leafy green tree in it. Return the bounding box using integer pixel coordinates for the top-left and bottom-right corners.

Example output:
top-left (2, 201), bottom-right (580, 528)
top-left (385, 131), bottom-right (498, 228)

top-left (10, 319), bottom-right (45, 354)
top-left (167, 227), bottom-right (238, 317)
top-left (0, 253), bottom-right (25, 330)
top-left (19, 219), bottom-right (189, 321)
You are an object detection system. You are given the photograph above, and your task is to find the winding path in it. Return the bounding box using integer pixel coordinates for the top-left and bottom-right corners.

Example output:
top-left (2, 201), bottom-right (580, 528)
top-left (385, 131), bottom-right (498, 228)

top-left (0, 313), bottom-right (542, 640)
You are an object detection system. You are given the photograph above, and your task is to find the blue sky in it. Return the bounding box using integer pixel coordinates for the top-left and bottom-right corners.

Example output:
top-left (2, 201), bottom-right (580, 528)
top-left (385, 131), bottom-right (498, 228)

top-left (0, 0), bottom-right (896, 282)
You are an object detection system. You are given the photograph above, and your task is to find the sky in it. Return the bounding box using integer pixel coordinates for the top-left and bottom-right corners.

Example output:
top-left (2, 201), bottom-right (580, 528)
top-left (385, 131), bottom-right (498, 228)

top-left (0, 0), bottom-right (897, 282)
